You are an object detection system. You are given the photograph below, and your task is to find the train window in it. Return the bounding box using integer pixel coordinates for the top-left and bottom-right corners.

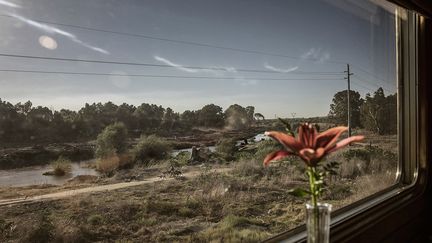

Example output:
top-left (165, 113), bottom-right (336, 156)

top-left (0, 0), bottom-right (416, 242)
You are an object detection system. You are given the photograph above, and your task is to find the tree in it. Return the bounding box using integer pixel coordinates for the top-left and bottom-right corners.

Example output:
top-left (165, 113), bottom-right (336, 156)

top-left (133, 103), bottom-right (165, 132)
top-left (95, 122), bottom-right (128, 158)
top-left (224, 104), bottom-right (253, 130)
top-left (27, 106), bottom-right (54, 141)
top-left (360, 88), bottom-right (396, 134)
top-left (0, 99), bottom-right (23, 143)
top-left (161, 107), bottom-right (179, 131)
top-left (197, 104), bottom-right (224, 128)
top-left (116, 103), bottom-right (136, 130)
top-left (14, 101), bottom-right (32, 115)
top-left (132, 135), bottom-right (172, 164)
top-left (78, 103), bottom-right (105, 137)
top-left (245, 106), bottom-right (255, 122)
top-left (329, 90), bottom-right (363, 128)
top-left (180, 110), bottom-right (198, 129)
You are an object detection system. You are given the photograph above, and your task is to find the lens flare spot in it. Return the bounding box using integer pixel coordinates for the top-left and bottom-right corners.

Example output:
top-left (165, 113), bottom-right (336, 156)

top-left (38, 35), bottom-right (58, 50)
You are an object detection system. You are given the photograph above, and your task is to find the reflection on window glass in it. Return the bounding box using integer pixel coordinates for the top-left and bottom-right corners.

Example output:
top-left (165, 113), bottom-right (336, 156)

top-left (0, 0), bottom-right (399, 241)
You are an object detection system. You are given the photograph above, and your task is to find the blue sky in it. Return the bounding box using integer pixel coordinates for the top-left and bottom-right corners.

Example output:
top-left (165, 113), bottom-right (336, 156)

top-left (0, 0), bottom-right (397, 118)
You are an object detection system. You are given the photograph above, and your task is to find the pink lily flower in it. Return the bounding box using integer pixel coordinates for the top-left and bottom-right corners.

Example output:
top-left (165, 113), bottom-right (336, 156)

top-left (264, 123), bottom-right (364, 167)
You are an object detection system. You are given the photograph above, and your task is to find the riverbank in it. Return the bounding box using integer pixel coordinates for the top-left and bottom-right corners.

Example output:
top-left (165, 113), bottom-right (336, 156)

top-left (0, 127), bottom-right (265, 170)
top-left (0, 143), bottom-right (94, 170)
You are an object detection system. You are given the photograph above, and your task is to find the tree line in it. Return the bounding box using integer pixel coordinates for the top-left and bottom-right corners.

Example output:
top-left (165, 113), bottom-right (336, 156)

top-left (0, 86), bottom-right (396, 146)
top-left (0, 100), bottom-right (257, 145)
top-left (328, 87), bottom-right (397, 135)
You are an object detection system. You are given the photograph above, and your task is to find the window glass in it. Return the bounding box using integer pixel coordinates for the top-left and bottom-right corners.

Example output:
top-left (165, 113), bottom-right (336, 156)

top-left (0, 0), bottom-right (399, 241)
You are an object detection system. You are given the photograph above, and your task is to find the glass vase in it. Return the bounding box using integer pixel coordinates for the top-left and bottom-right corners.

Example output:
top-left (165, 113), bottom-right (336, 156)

top-left (305, 202), bottom-right (332, 243)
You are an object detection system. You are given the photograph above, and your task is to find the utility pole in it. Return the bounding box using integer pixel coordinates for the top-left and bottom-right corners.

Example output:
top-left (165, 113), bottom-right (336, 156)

top-left (344, 64), bottom-right (353, 137)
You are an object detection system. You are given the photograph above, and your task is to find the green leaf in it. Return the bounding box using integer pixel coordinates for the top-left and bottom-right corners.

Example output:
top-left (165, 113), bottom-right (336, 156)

top-left (288, 188), bottom-right (311, 198)
top-left (278, 118), bottom-right (294, 135)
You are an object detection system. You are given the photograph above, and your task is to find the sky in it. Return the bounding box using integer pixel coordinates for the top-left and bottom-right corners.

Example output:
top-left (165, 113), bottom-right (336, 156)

top-left (0, 0), bottom-right (398, 118)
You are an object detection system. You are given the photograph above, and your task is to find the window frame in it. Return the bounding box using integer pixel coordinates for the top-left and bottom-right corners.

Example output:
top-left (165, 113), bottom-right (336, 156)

top-left (264, 2), bottom-right (431, 242)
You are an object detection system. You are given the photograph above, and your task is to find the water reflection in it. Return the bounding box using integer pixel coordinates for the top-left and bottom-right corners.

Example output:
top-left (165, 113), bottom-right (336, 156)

top-left (0, 160), bottom-right (98, 187)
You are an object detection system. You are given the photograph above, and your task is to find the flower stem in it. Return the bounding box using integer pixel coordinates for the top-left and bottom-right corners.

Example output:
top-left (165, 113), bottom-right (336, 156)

top-left (308, 166), bottom-right (319, 241)
top-left (308, 166), bottom-right (318, 208)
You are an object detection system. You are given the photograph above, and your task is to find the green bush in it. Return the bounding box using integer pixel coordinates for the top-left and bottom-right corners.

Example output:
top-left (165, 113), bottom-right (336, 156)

top-left (173, 151), bottom-right (191, 166)
top-left (51, 156), bottom-right (72, 176)
top-left (132, 135), bottom-right (172, 164)
top-left (254, 139), bottom-right (283, 162)
top-left (95, 122), bottom-right (128, 159)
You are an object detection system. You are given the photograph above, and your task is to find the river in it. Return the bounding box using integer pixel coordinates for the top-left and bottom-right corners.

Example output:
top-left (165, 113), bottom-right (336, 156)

top-left (0, 160), bottom-right (98, 187)
top-left (0, 133), bottom-right (269, 187)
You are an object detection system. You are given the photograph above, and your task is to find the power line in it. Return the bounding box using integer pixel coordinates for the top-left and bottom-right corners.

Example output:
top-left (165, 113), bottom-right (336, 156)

top-left (351, 76), bottom-right (395, 94)
top-left (1, 14), bottom-right (396, 85)
top-left (0, 14), bottom-right (346, 65)
top-left (350, 81), bottom-right (376, 92)
top-left (0, 53), bottom-right (343, 75)
top-left (354, 73), bottom-right (395, 90)
top-left (0, 69), bottom-right (344, 80)
top-left (350, 64), bottom-right (394, 87)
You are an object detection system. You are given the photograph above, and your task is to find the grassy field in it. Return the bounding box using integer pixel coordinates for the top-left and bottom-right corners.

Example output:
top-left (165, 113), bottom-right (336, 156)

top-left (0, 126), bottom-right (398, 242)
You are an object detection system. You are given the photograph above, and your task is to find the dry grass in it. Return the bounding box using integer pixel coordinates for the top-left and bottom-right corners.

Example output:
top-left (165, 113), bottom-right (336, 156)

top-left (0, 131), bottom-right (401, 242)
top-left (51, 157), bottom-right (72, 176)
top-left (96, 155), bottom-right (120, 176)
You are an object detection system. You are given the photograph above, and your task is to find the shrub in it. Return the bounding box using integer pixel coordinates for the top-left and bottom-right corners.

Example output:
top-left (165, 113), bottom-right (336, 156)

top-left (96, 154), bottom-right (120, 176)
top-left (95, 151), bottom-right (133, 176)
top-left (132, 135), bottom-right (172, 164)
top-left (341, 146), bottom-right (398, 175)
top-left (0, 219), bottom-right (13, 240)
top-left (343, 148), bottom-right (370, 162)
top-left (51, 156), bottom-right (72, 176)
top-left (95, 122), bottom-right (128, 159)
top-left (173, 151), bottom-right (191, 166)
top-left (24, 214), bottom-right (54, 243)
top-left (216, 138), bottom-right (237, 160)
top-left (117, 153), bottom-right (134, 168)
top-left (232, 158), bottom-right (264, 179)
top-left (254, 139), bottom-right (283, 162)
top-left (193, 214), bottom-right (268, 242)
top-left (87, 214), bottom-right (103, 225)
top-left (144, 200), bottom-right (178, 215)
top-left (178, 207), bottom-right (195, 218)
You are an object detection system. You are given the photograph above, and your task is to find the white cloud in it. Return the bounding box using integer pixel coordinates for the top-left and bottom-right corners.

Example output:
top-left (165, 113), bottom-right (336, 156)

top-left (0, 0), bottom-right (21, 8)
top-left (264, 63), bottom-right (298, 73)
top-left (9, 13), bottom-right (109, 54)
top-left (217, 66), bottom-right (237, 73)
top-left (154, 55), bottom-right (238, 76)
top-left (301, 48), bottom-right (330, 63)
top-left (154, 55), bottom-right (200, 73)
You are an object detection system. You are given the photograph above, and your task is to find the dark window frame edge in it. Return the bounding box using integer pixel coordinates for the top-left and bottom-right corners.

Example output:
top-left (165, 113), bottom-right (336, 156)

top-left (264, 3), bottom-right (431, 242)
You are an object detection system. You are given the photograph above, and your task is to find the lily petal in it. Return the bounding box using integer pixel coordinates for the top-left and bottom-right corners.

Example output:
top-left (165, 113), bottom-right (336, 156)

top-left (298, 123), bottom-right (317, 147)
top-left (315, 126), bottom-right (348, 150)
top-left (299, 147), bottom-right (325, 160)
top-left (265, 131), bottom-right (304, 152)
top-left (263, 150), bottom-right (292, 166)
top-left (327, 135), bottom-right (364, 153)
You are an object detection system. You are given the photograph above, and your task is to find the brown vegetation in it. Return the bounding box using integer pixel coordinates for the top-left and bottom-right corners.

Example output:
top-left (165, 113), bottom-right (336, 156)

top-left (0, 126), bottom-right (398, 242)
